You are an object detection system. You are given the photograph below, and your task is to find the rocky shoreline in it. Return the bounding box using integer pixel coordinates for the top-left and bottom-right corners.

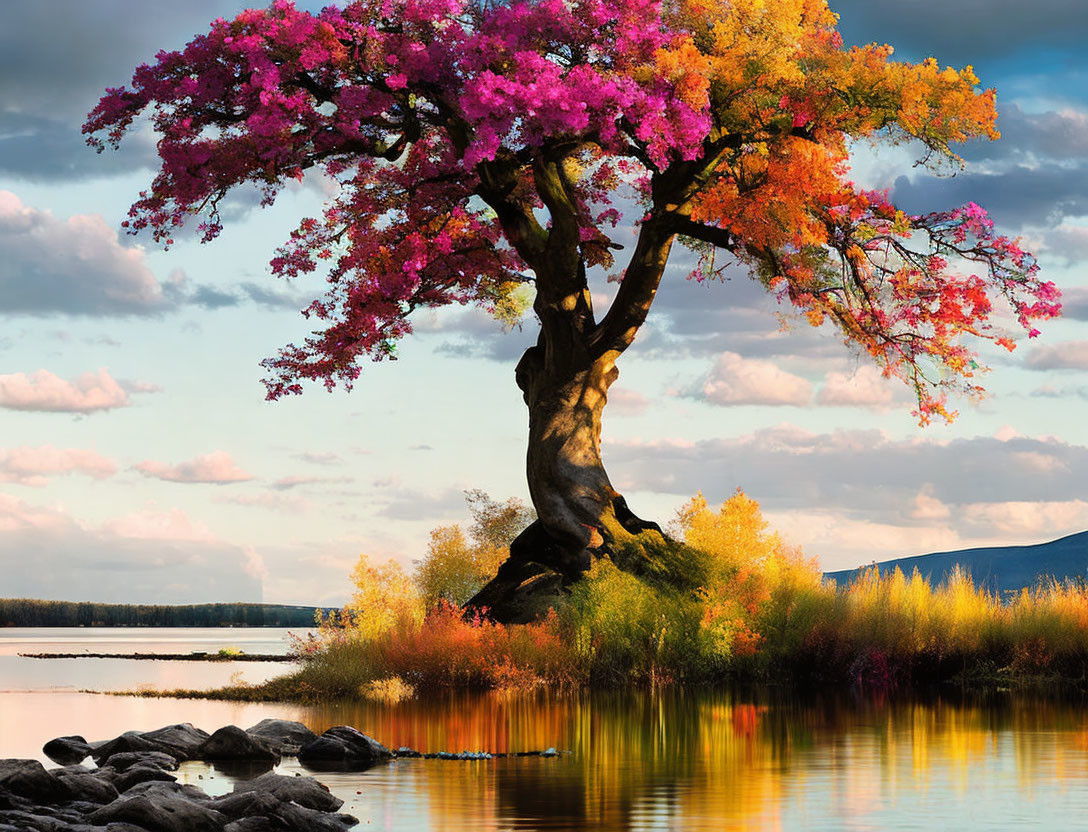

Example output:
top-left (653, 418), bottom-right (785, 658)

top-left (0, 719), bottom-right (563, 831)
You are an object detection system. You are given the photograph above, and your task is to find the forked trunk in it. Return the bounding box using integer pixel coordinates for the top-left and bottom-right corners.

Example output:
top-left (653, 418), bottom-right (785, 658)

top-left (466, 344), bottom-right (665, 623)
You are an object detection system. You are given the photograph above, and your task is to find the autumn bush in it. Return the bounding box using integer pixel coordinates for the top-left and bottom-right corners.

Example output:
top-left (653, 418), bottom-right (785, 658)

top-left (254, 490), bottom-right (1088, 700)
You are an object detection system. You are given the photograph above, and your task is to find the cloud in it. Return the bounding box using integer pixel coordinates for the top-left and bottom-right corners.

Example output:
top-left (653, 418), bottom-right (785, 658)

top-left (0, 1), bottom-right (257, 181)
top-left (218, 493), bottom-right (312, 514)
top-left (607, 387), bottom-right (651, 416)
top-left (891, 166), bottom-right (1088, 231)
top-left (270, 474), bottom-right (353, 491)
top-left (604, 426), bottom-right (1088, 512)
top-left (370, 479), bottom-right (467, 521)
top-left (0, 368), bottom-right (155, 413)
top-left (0, 493), bottom-right (262, 603)
top-left (0, 445), bottom-right (116, 487)
top-left (963, 104), bottom-right (1088, 164)
top-left (134, 451), bottom-right (253, 484)
top-left (1030, 384), bottom-right (1088, 400)
top-left (694, 352), bottom-right (813, 406)
top-left (816, 365), bottom-right (897, 409)
top-left (293, 451), bottom-right (343, 466)
top-left (1024, 341), bottom-right (1088, 371)
top-left (1059, 287), bottom-right (1088, 321)
top-left (830, 0), bottom-right (1088, 62)
top-left (0, 191), bottom-right (174, 316)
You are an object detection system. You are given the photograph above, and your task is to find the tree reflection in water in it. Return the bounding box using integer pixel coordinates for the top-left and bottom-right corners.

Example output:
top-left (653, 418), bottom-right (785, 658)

top-left (283, 689), bottom-right (1088, 831)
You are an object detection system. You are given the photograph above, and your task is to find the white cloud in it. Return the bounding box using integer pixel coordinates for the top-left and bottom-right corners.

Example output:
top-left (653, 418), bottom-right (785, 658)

top-left (607, 387), bottom-right (651, 416)
top-left (134, 451), bottom-right (253, 485)
top-left (0, 191), bottom-right (172, 316)
top-left (697, 352), bottom-right (813, 406)
top-left (816, 365), bottom-right (896, 409)
top-left (0, 445), bottom-right (116, 487)
top-left (0, 368), bottom-right (140, 413)
top-left (1025, 340), bottom-right (1088, 371)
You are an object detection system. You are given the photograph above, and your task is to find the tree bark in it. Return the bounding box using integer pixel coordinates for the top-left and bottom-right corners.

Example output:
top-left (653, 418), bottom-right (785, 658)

top-left (466, 342), bottom-right (665, 622)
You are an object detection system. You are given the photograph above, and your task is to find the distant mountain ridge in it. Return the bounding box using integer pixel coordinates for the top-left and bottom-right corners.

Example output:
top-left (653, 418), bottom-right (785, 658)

top-left (824, 530), bottom-right (1088, 594)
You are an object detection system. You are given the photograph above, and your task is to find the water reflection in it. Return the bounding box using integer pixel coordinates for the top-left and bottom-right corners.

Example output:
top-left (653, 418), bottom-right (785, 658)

top-left (251, 691), bottom-right (1088, 830)
top-left (4, 680), bottom-right (1088, 828)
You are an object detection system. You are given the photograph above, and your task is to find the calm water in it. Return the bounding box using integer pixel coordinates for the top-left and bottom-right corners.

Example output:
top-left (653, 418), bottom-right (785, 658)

top-left (3, 628), bottom-right (1088, 830)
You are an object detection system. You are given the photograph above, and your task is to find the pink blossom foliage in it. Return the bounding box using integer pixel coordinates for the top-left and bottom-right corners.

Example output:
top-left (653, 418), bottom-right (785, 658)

top-left (83, 0), bottom-right (1061, 420)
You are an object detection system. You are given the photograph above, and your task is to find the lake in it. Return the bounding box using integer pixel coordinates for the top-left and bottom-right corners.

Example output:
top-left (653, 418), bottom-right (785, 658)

top-left (4, 627), bottom-right (1088, 830)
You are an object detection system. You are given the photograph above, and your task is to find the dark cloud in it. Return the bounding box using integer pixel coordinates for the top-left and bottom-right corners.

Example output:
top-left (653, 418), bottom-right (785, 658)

top-left (0, 1), bottom-right (256, 181)
top-left (604, 428), bottom-right (1087, 514)
top-left (962, 104), bottom-right (1088, 164)
top-left (829, 0), bottom-right (1088, 62)
top-left (891, 166), bottom-right (1088, 230)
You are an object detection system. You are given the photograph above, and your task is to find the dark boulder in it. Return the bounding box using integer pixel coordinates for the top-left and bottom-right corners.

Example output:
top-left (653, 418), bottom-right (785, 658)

top-left (101, 751), bottom-right (179, 773)
top-left (51, 772), bottom-right (118, 805)
top-left (139, 724), bottom-right (210, 760)
top-left (87, 792), bottom-right (228, 832)
top-left (91, 733), bottom-right (169, 765)
top-left (110, 761), bottom-right (178, 796)
top-left (267, 800), bottom-right (358, 832)
top-left (199, 726), bottom-right (279, 763)
top-left (122, 780), bottom-right (210, 804)
top-left (297, 726), bottom-right (392, 768)
top-left (209, 790), bottom-right (281, 821)
top-left (228, 772), bottom-right (343, 812)
top-left (0, 760), bottom-right (69, 804)
top-left (42, 736), bottom-right (91, 766)
top-left (244, 719), bottom-right (318, 756)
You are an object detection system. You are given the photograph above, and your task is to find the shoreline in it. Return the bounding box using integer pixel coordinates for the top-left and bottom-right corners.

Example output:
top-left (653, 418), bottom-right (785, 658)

top-left (19, 651), bottom-right (297, 662)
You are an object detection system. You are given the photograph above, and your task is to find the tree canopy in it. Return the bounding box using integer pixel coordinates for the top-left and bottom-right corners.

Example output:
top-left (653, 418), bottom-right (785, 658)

top-left (86, 0), bottom-right (1060, 424)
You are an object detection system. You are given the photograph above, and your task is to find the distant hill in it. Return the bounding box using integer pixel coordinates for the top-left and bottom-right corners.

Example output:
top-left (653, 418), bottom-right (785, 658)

top-left (824, 530), bottom-right (1088, 594)
top-left (0, 599), bottom-right (337, 627)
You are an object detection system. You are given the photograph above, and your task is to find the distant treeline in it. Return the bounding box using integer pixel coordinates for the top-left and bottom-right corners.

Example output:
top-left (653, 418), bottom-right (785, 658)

top-left (0, 599), bottom-right (337, 628)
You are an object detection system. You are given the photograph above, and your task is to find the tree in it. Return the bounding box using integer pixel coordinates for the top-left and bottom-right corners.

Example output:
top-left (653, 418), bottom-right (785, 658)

top-left (86, 0), bottom-right (1059, 621)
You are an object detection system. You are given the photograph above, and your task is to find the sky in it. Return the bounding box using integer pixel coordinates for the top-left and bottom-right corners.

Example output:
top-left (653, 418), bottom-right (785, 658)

top-left (1, 1), bottom-right (1086, 606)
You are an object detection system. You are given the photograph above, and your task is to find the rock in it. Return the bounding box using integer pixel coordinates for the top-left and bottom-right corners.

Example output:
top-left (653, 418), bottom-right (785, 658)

top-left (268, 801), bottom-right (357, 832)
top-left (106, 764), bottom-right (177, 794)
top-left (394, 747), bottom-right (422, 758)
top-left (223, 819), bottom-right (279, 832)
top-left (91, 733), bottom-right (170, 765)
top-left (210, 790), bottom-right (281, 821)
top-left (228, 772), bottom-right (342, 812)
top-left (101, 751), bottom-right (179, 773)
top-left (200, 727), bottom-right (279, 763)
top-left (88, 792), bottom-right (227, 832)
top-left (297, 726), bottom-right (392, 768)
top-left (51, 772), bottom-right (118, 805)
top-left (122, 780), bottom-right (210, 803)
top-left (0, 760), bottom-right (69, 804)
top-left (91, 724), bottom-right (208, 765)
top-left (244, 719), bottom-right (318, 755)
top-left (0, 784), bottom-right (30, 811)
top-left (0, 809), bottom-right (67, 831)
top-left (42, 736), bottom-right (91, 766)
top-left (139, 724), bottom-right (210, 760)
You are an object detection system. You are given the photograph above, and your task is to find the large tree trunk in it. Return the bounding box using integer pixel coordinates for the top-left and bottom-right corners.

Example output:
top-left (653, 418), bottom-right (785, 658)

top-left (466, 343), bottom-right (665, 623)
